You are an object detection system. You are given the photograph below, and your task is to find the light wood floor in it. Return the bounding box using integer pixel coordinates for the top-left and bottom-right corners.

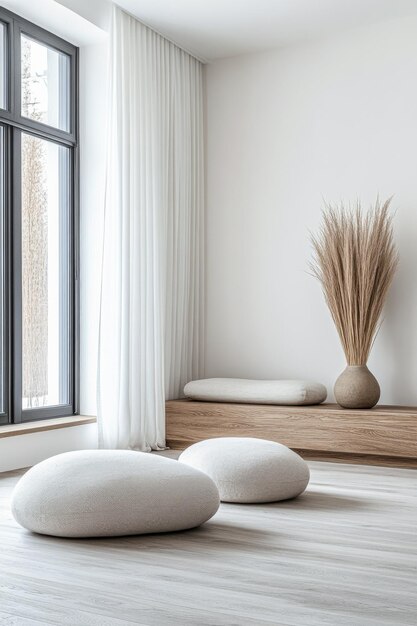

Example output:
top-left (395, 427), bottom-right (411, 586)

top-left (0, 458), bottom-right (416, 625)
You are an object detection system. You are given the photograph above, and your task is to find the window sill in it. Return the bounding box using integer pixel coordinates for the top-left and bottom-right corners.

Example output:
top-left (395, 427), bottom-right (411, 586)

top-left (0, 415), bottom-right (97, 438)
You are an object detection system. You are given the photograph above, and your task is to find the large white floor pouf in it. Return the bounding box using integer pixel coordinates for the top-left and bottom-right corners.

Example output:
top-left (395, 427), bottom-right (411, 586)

top-left (11, 450), bottom-right (220, 538)
top-left (179, 438), bottom-right (310, 503)
top-left (184, 378), bottom-right (327, 405)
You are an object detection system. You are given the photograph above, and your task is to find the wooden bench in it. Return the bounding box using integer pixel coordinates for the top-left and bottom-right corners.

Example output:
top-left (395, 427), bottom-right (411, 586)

top-left (166, 400), bottom-right (417, 468)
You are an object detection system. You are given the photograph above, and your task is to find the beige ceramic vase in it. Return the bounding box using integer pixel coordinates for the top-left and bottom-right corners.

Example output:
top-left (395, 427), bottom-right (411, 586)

top-left (334, 365), bottom-right (380, 409)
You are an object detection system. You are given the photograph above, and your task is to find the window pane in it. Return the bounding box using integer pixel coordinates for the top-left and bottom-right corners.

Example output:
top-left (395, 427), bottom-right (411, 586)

top-left (21, 34), bottom-right (70, 131)
top-left (22, 133), bottom-right (70, 409)
top-left (0, 23), bottom-right (6, 109)
top-left (0, 127), bottom-right (4, 413)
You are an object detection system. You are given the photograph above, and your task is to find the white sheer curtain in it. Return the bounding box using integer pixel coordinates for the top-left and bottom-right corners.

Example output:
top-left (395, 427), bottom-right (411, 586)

top-left (97, 7), bottom-right (204, 450)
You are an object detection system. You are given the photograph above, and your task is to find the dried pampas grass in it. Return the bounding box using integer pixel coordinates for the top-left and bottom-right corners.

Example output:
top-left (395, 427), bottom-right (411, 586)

top-left (310, 198), bottom-right (398, 366)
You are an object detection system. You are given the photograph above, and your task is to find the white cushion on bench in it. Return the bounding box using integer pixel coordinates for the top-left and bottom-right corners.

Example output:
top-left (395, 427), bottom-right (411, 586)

top-left (179, 437), bottom-right (310, 503)
top-left (184, 378), bottom-right (327, 405)
top-left (11, 450), bottom-right (220, 538)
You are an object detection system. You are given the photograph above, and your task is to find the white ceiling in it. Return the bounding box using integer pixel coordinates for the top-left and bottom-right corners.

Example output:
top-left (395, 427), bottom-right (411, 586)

top-left (116, 0), bottom-right (417, 62)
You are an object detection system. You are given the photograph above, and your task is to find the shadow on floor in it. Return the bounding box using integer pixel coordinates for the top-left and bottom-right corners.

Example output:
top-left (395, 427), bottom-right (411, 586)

top-left (266, 489), bottom-right (371, 512)
top-left (18, 489), bottom-right (371, 559)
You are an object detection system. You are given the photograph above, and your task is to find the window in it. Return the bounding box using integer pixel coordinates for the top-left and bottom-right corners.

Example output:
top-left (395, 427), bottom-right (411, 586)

top-left (21, 34), bottom-right (70, 131)
top-left (0, 8), bottom-right (78, 424)
top-left (0, 23), bottom-right (6, 109)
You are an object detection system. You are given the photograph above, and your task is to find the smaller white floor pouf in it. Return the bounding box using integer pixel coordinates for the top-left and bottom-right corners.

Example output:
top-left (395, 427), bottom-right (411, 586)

top-left (11, 450), bottom-right (220, 538)
top-left (179, 438), bottom-right (310, 503)
top-left (184, 378), bottom-right (327, 405)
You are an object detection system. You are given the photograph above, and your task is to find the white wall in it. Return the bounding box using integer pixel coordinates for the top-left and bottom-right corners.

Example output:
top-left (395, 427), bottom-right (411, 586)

top-left (55, 1), bottom-right (111, 417)
top-left (57, 0), bottom-right (111, 30)
top-left (0, 424), bottom-right (98, 473)
top-left (205, 15), bottom-right (417, 404)
top-left (78, 37), bottom-right (109, 416)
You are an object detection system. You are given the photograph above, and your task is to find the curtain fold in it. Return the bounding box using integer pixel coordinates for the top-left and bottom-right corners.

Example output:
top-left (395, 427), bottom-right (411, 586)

top-left (97, 7), bottom-right (204, 451)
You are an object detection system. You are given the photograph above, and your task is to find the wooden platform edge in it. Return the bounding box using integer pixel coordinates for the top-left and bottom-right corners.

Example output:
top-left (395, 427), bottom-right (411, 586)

top-left (165, 440), bottom-right (417, 468)
top-left (166, 400), bottom-right (417, 469)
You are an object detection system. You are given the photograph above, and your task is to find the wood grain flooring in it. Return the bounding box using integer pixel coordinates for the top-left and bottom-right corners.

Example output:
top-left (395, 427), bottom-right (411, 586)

top-left (0, 456), bottom-right (416, 625)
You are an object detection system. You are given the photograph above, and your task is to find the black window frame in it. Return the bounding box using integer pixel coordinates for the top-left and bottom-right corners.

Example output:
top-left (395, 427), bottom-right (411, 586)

top-left (0, 7), bottom-right (79, 424)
